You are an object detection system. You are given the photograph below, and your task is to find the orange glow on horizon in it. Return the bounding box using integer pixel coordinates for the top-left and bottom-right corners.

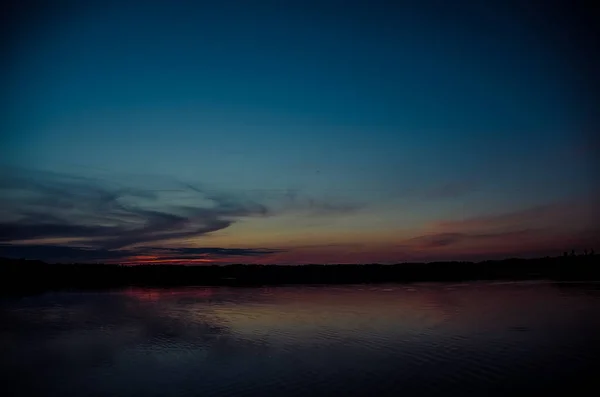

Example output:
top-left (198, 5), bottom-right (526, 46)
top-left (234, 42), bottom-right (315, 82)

top-left (121, 258), bottom-right (218, 265)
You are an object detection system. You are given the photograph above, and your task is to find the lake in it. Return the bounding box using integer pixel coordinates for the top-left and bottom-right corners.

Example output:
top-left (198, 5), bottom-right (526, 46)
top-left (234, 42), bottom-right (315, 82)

top-left (1, 282), bottom-right (599, 396)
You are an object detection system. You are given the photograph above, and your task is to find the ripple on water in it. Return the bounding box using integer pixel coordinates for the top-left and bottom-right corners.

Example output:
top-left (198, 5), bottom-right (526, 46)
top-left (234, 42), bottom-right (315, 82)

top-left (1, 282), bottom-right (600, 397)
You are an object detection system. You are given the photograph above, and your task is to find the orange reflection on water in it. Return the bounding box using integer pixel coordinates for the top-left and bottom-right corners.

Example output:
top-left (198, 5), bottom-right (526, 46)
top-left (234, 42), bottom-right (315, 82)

top-left (116, 283), bottom-right (587, 347)
top-left (123, 286), bottom-right (216, 302)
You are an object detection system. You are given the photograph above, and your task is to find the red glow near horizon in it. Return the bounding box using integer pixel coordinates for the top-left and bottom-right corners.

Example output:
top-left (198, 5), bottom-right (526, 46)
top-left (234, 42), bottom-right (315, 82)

top-left (92, 227), bottom-right (598, 266)
top-left (105, 254), bottom-right (221, 265)
top-left (120, 258), bottom-right (218, 265)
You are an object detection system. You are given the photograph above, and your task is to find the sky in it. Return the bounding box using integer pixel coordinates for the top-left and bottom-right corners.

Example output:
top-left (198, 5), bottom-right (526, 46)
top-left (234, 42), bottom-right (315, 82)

top-left (1, 0), bottom-right (598, 264)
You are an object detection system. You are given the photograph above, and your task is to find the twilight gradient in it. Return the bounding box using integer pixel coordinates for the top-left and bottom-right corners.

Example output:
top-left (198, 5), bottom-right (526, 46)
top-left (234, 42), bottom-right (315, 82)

top-left (1, 0), bottom-right (598, 264)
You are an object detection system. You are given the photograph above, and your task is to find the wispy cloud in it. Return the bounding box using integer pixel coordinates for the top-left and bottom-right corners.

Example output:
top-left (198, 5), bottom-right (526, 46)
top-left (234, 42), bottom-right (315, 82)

top-left (0, 166), bottom-right (360, 262)
top-left (0, 171), bottom-right (266, 250)
top-left (274, 188), bottom-right (363, 216)
top-left (396, 198), bottom-right (600, 259)
top-left (401, 229), bottom-right (540, 250)
top-left (0, 244), bottom-right (282, 264)
top-left (434, 204), bottom-right (561, 232)
top-left (434, 198), bottom-right (598, 233)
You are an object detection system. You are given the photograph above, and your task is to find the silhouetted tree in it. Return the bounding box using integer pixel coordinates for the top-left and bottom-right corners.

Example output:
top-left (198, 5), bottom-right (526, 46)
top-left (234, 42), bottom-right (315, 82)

top-left (2, 253), bottom-right (599, 295)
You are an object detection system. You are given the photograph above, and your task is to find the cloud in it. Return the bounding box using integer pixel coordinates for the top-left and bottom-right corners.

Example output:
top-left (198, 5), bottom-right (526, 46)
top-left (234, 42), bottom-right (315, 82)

top-left (0, 171), bottom-right (267, 250)
top-left (0, 243), bottom-right (283, 263)
top-left (146, 247), bottom-right (281, 256)
top-left (402, 230), bottom-right (539, 250)
top-left (434, 204), bottom-right (562, 231)
top-left (252, 188), bottom-right (363, 217)
top-left (434, 197), bottom-right (599, 234)
top-left (0, 166), bottom-right (360, 262)
top-left (395, 199), bottom-right (600, 259)
top-left (404, 233), bottom-right (465, 249)
top-left (0, 244), bottom-right (126, 262)
top-left (0, 222), bottom-right (120, 241)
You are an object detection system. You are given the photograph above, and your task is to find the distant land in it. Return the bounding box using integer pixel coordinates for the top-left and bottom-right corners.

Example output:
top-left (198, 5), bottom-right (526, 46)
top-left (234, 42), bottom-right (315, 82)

top-left (1, 253), bottom-right (599, 295)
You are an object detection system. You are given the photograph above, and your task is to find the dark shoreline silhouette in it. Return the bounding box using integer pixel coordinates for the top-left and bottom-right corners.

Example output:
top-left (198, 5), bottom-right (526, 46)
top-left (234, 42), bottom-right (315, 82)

top-left (1, 253), bottom-right (598, 295)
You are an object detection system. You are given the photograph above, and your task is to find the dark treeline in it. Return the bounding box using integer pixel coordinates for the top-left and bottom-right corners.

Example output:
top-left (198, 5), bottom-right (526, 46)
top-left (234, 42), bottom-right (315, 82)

top-left (1, 253), bottom-right (599, 295)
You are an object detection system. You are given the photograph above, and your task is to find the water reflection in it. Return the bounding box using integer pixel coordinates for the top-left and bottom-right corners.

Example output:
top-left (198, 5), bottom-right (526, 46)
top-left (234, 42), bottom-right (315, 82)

top-left (1, 283), bottom-right (599, 396)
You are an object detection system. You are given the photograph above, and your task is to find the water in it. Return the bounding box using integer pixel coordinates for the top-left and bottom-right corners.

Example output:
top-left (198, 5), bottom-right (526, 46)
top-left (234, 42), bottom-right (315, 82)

top-left (1, 282), bottom-right (600, 396)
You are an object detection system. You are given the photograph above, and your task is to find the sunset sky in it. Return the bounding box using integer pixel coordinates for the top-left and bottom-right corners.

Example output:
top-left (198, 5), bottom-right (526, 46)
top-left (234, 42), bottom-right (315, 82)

top-left (1, 0), bottom-right (598, 264)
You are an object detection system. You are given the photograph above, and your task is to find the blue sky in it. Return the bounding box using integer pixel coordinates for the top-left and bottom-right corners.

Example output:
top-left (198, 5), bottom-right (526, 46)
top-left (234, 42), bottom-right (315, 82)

top-left (1, 0), bottom-right (597, 263)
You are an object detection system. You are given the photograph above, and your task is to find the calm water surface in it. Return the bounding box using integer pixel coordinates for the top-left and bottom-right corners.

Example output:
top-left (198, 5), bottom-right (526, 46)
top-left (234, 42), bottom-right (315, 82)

top-left (2, 282), bottom-right (600, 396)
